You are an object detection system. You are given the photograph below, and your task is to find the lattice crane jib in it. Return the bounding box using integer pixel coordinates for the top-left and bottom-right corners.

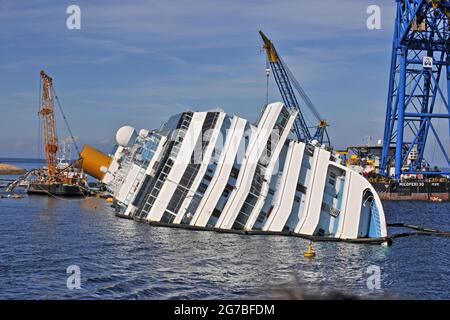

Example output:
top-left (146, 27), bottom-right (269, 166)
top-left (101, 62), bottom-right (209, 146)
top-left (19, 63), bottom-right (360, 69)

top-left (39, 70), bottom-right (58, 178)
top-left (381, 0), bottom-right (450, 178)
top-left (259, 31), bottom-right (330, 146)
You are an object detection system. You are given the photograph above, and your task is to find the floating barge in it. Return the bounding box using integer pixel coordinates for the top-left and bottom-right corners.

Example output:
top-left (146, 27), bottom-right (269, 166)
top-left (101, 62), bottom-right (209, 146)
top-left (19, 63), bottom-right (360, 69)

top-left (370, 177), bottom-right (449, 201)
top-left (339, 145), bottom-right (450, 201)
top-left (27, 181), bottom-right (87, 196)
top-left (79, 102), bottom-right (388, 242)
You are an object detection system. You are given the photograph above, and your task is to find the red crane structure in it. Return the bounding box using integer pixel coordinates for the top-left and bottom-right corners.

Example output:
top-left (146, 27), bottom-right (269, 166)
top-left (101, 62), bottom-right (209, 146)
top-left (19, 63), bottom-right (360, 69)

top-left (39, 70), bottom-right (59, 179)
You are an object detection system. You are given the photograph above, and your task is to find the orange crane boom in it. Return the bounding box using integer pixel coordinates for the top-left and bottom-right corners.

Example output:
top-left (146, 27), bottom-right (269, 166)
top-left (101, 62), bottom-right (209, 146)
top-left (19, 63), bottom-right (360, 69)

top-left (39, 70), bottom-right (58, 178)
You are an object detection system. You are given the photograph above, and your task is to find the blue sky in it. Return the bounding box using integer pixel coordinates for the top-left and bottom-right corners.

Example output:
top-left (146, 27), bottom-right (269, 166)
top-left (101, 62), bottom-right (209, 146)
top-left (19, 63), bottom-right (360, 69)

top-left (1, 0), bottom-right (398, 158)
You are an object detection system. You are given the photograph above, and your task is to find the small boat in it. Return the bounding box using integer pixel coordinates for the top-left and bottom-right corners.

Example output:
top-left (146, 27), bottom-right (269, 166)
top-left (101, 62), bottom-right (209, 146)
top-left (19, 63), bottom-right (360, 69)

top-left (430, 196), bottom-right (443, 202)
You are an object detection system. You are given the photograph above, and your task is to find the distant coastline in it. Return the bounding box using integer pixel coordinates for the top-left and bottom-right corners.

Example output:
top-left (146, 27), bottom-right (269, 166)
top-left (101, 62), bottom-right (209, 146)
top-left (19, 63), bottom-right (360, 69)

top-left (0, 158), bottom-right (45, 164)
top-left (0, 163), bottom-right (27, 175)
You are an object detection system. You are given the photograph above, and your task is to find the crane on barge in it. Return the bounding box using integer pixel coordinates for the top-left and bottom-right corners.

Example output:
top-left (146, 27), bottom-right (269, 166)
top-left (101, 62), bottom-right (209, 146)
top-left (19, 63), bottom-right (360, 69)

top-left (259, 30), bottom-right (330, 146)
top-left (26, 70), bottom-right (88, 196)
top-left (7, 71), bottom-right (88, 196)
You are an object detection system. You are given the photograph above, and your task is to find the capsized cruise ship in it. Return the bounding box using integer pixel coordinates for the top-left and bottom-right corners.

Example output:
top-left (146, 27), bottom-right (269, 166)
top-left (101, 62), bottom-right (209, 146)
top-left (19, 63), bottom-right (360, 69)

top-left (79, 102), bottom-right (387, 242)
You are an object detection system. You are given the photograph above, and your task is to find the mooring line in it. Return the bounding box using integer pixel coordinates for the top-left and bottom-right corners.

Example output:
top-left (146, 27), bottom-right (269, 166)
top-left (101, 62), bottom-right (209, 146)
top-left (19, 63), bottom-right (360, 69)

top-left (388, 223), bottom-right (450, 239)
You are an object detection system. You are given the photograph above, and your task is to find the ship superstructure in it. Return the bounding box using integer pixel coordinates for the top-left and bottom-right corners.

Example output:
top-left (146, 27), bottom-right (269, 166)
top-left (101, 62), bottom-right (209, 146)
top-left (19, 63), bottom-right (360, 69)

top-left (80, 102), bottom-right (387, 241)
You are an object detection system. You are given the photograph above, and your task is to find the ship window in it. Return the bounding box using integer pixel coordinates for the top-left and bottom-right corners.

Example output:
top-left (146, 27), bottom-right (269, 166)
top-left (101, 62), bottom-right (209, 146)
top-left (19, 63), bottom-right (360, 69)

top-left (230, 167), bottom-right (240, 178)
top-left (232, 194), bottom-right (258, 229)
top-left (161, 211), bottom-right (176, 224)
top-left (132, 175), bottom-right (152, 207)
top-left (328, 172), bottom-right (337, 186)
top-left (211, 208), bottom-right (221, 218)
top-left (198, 182), bottom-right (208, 193)
top-left (274, 108), bottom-right (290, 132)
top-left (182, 195), bottom-right (202, 225)
top-left (206, 208), bottom-right (222, 227)
top-left (296, 183), bottom-right (307, 194)
top-left (162, 166), bottom-right (170, 174)
top-left (305, 145), bottom-right (315, 157)
top-left (256, 211), bottom-right (267, 223)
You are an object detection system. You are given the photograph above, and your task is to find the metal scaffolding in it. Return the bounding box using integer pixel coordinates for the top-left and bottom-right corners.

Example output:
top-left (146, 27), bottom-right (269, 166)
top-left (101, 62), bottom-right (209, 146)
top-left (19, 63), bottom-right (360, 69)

top-left (381, 0), bottom-right (450, 177)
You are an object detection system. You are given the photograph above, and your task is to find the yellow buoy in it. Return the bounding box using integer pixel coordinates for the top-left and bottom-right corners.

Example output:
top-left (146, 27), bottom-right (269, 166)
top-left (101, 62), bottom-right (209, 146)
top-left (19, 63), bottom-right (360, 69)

top-left (106, 197), bottom-right (114, 203)
top-left (304, 242), bottom-right (316, 258)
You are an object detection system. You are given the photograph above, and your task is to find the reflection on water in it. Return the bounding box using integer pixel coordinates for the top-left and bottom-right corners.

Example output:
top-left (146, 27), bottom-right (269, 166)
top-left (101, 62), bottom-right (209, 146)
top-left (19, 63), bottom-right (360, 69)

top-left (1, 178), bottom-right (450, 299)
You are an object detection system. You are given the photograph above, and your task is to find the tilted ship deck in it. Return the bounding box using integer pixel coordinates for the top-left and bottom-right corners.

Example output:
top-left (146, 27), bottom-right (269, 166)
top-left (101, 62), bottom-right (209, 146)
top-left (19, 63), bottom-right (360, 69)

top-left (79, 102), bottom-right (388, 243)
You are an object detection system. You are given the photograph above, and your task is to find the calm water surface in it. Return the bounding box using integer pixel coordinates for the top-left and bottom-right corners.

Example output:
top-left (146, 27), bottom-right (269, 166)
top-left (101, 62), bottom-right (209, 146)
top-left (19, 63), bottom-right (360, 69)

top-left (1, 160), bottom-right (449, 299)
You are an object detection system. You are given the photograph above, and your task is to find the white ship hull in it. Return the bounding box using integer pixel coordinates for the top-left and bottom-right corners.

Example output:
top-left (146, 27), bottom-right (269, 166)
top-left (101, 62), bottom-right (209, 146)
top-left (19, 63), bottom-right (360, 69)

top-left (80, 102), bottom-right (388, 242)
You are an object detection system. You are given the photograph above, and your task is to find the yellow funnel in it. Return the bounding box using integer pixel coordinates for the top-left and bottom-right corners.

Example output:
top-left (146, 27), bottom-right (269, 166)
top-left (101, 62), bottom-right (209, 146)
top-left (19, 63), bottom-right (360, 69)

top-left (77, 145), bottom-right (112, 180)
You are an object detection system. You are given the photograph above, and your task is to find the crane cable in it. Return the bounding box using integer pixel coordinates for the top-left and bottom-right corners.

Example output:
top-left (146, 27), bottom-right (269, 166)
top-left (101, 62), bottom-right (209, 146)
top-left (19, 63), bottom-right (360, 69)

top-left (280, 57), bottom-right (331, 146)
top-left (265, 56), bottom-right (270, 106)
top-left (280, 56), bottom-right (322, 121)
top-left (37, 77), bottom-right (42, 159)
top-left (279, 55), bottom-right (329, 145)
top-left (52, 87), bottom-right (81, 158)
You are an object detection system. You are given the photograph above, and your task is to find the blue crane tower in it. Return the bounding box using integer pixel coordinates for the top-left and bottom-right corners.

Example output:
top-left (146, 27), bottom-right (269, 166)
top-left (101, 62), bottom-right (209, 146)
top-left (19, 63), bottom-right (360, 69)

top-left (259, 31), bottom-right (330, 146)
top-left (381, 0), bottom-right (450, 178)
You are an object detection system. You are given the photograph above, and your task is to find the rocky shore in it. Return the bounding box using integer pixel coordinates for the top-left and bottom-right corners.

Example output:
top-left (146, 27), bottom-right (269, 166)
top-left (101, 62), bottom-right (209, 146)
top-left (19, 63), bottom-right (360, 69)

top-left (0, 164), bottom-right (27, 175)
